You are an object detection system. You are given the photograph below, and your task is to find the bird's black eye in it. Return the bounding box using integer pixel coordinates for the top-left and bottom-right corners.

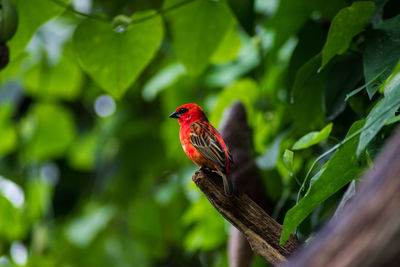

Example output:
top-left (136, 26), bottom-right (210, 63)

top-left (178, 108), bottom-right (188, 114)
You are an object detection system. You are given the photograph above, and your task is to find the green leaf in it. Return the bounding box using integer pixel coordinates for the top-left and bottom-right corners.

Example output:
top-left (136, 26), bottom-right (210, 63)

top-left (324, 54), bottom-right (363, 119)
top-left (366, 125), bottom-right (394, 161)
top-left (182, 196), bottom-right (226, 251)
top-left (0, 125), bottom-right (17, 158)
top-left (265, 0), bottom-right (309, 53)
top-left (67, 132), bottom-right (99, 171)
top-left (385, 114), bottom-right (400, 125)
top-left (332, 180), bottom-right (356, 219)
top-left (0, 176), bottom-right (26, 241)
top-left (129, 199), bottom-right (166, 257)
top-left (363, 15), bottom-right (400, 98)
top-left (9, 0), bottom-right (67, 59)
top-left (66, 203), bottom-right (115, 248)
top-left (226, 0), bottom-right (254, 34)
top-left (292, 123), bottom-right (333, 150)
top-left (26, 177), bottom-right (52, 221)
top-left (283, 149), bottom-right (294, 171)
top-left (364, 31), bottom-right (400, 98)
top-left (165, 0), bottom-right (235, 75)
top-left (382, 59), bottom-right (400, 96)
top-left (306, 0), bottom-right (347, 20)
top-left (142, 62), bottom-right (186, 101)
top-left (375, 14), bottom-right (400, 38)
top-left (281, 120), bottom-right (365, 244)
top-left (321, 1), bottom-right (375, 69)
top-left (0, 194), bottom-right (25, 241)
top-left (0, 104), bottom-right (17, 158)
top-left (0, 52), bottom-right (28, 83)
top-left (73, 11), bottom-right (163, 98)
top-left (210, 78), bottom-right (259, 126)
top-left (204, 32), bottom-right (260, 87)
top-left (288, 23), bottom-right (327, 90)
top-left (24, 53), bottom-right (83, 100)
top-left (290, 55), bottom-right (325, 131)
top-left (357, 82), bottom-right (400, 156)
top-left (345, 67), bottom-right (388, 101)
top-left (210, 23), bottom-right (242, 64)
top-left (20, 103), bottom-right (76, 161)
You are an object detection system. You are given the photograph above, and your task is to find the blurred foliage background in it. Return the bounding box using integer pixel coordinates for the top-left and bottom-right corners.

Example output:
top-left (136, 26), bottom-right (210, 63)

top-left (0, 0), bottom-right (400, 266)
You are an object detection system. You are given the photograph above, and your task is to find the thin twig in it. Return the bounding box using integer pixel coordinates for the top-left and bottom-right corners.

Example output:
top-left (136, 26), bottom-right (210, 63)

top-left (51, 0), bottom-right (196, 24)
top-left (51, 0), bottom-right (109, 21)
top-left (131, 0), bottom-right (196, 24)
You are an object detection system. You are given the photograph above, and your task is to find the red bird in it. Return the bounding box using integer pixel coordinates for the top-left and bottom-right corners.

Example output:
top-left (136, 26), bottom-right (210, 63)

top-left (169, 103), bottom-right (235, 195)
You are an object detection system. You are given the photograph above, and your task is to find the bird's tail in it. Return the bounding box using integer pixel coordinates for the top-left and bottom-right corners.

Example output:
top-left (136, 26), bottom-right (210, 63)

top-left (222, 173), bottom-right (236, 196)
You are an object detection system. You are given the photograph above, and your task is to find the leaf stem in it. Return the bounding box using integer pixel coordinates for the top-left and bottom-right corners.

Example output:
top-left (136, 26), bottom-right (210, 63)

top-left (131, 0), bottom-right (196, 24)
top-left (51, 0), bottom-right (109, 22)
top-left (344, 67), bottom-right (388, 101)
top-left (51, 0), bottom-right (196, 24)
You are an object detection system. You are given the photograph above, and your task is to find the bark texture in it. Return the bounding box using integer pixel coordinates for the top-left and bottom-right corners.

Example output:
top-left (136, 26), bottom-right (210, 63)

top-left (219, 102), bottom-right (274, 267)
top-left (192, 169), bottom-right (300, 265)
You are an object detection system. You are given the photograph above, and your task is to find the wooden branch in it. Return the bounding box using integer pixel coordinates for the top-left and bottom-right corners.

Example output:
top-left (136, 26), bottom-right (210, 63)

top-left (192, 169), bottom-right (300, 266)
top-left (281, 126), bottom-right (400, 267)
top-left (220, 102), bottom-right (275, 267)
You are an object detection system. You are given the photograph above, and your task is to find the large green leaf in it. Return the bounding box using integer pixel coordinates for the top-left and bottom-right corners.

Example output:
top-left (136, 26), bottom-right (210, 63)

top-left (9, 0), bottom-right (67, 59)
top-left (20, 103), bottom-right (76, 161)
top-left (290, 55), bottom-right (325, 131)
top-left (292, 123), bottom-right (332, 150)
top-left (324, 54), bottom-right (363, 119)
top-left (210, 78), bottom-right (259, 126)
top-left (288, 22), bottom-right (327, 90)
top-left (265, 0), bottom-right (309, 53)
top-left (267, 0), bottom-right (346, 57)
top-left (24, 54), bottom-right (83, 100)
top-left (375, 14), bottom-right (400, 38)
top-left (281, 120), bottom-right (365, 244)
top-left (321, 1), bottom-right (375, 69)
top-left (164, 0), bottom-right (235, 75)
top-left (357, 82), bottom-right (400, 156)
top-left (364, 15), bottom-right (400, 98)
top-left (226, 0), bottom-right (254, 34)
top-left (73, 11), bottom-right (163, 98)
top-left (210, 23), bottom-right (242, 64)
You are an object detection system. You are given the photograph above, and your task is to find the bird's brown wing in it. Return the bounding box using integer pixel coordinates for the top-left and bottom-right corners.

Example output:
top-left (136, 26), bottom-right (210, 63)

top-left (190, 121), bottom-right (227, 172)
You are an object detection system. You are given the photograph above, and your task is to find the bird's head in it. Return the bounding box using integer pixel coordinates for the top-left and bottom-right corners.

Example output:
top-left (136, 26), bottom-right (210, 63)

top-left (169, 103), bottom-right (208, 124)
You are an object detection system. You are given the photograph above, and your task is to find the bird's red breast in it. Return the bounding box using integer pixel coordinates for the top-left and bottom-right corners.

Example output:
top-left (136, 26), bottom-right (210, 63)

top-left (169, 103), bottom-right (235, 194)
top-left (169, 103), bottom-right (233, 174)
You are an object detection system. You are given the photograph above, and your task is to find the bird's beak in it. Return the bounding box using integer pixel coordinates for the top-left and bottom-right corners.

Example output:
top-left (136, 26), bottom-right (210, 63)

top-left (169, 111), bottom-right (180, 119)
